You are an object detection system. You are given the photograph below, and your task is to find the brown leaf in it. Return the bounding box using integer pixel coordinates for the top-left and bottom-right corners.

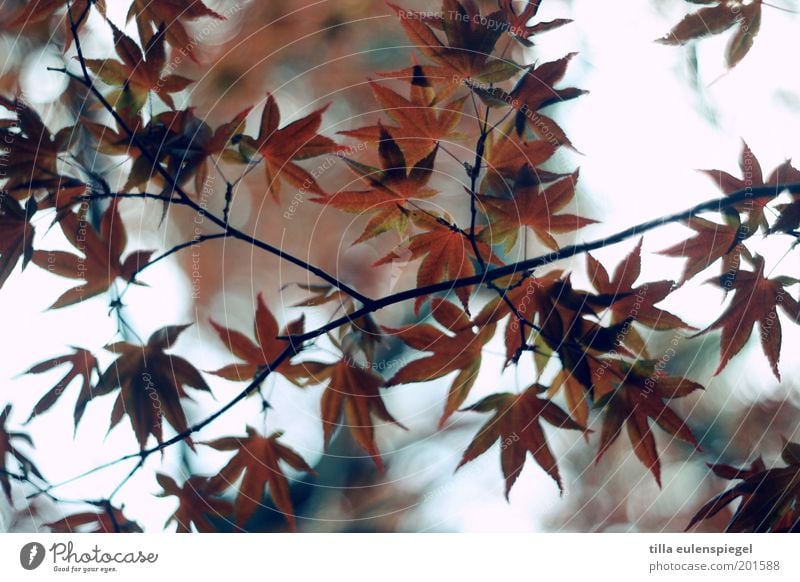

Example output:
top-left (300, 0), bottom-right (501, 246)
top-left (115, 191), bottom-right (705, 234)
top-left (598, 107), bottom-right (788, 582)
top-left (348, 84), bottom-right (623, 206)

top-left (204, 428), bottom-right (316, 530)
top-left (595, 360), bottom-right (703, 486)
top-left (688, 441), bottom-right (800, 532)
top-left (0, 96), bottom-right (74, 195)
top-left (84, 24), bottom-right (194, 121)
top-left (658, 215), bottom-right (746, 284)
top-left (478, 167), bottom-right (595, 252)
top-left (587, 239), bottom-right (690, 330)
top-left (97, 324), bottom-right (211, 450)
top-left (340, 67), bottom-right (466, 166)
top-left (387, 0), bottom-right (520, 82)
top-left (24, 348), bottom-right (99, 429)
top-left (235, 94), bottom-right (344, 201)
top-left (127, 0), bottom-right (223, 61)
top-left (156, 473), bottom-right (233, 532)
top-left (0, 405), bottom-right (43, 501)
top-left (386, 298), bottom-right (496, 425)
top-left (313, 127), bottom-right (439, 243)
top-left (209, 293), bottom-right (307, 384)
top-left (695, 255), bottom-right (800, 380)
top-left (375, 210), bottom-right (500, 313)
top-left (657, 4), bottom-right (738, 45)
top-left (317, 360), bottom-right (406, 470)
top-left (32, 201), bottom-right (154, 309)
top-left (457, 385), bottom-right (586, 497)
top-left (0, 196), bottom-right (35, 290)
top-left (657, 1), bottom-right (763, 70)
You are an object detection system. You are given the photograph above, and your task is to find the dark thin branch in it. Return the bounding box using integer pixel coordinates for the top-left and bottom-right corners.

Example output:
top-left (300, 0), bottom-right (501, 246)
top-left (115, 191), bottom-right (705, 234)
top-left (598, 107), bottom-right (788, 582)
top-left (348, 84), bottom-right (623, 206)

top-left (29, 179), bottom-right (800, 497)
top-left (107, 458), bottom-right (144, 502)
top-left (2, 468), bottom-right (102, 507)
top-left (462, 101), bottom-right (541, 358)
top-left (468, 121), bottom-right (488, 264)
top-left (286, 181), bottom-right (800, 343)
top-left (78, 192), bottom-right (184, 204)
top-left (222, 181), bottom-right (234, 225)
top-left (131, 233), bottom-right (228, 279)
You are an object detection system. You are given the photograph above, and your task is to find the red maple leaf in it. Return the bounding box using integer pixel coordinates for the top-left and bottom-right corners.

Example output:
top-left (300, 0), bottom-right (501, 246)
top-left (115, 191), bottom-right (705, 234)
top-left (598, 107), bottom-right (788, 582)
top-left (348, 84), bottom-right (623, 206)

top-left (204, 428), bottom-right (316, 530)
top-left (695, 255), bottom-right (800, 379)
top-left (235, 94), bottom-right (344, 201)
top-left (457, 385), bottom-right (586, 497)
top-left (385, 298), bottom-right (497, 425)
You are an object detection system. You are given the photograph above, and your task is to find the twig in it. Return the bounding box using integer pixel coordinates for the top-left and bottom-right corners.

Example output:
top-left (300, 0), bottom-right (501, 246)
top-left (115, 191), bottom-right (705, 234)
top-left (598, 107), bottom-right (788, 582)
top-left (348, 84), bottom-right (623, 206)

top-left (29, 346), bottom-right (294, 498)
top-left (131, 233), bottom-right (228, 280)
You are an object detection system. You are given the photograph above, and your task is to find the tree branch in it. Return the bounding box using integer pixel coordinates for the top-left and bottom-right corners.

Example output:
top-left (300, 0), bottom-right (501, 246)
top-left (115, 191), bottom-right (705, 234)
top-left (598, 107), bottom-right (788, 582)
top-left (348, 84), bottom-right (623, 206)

top-left (78, 192), bottom-right (185, 204)
top-left (29, 179), bottom-right (800, 499)
top-left (286, 181), bottom-right (800, 343)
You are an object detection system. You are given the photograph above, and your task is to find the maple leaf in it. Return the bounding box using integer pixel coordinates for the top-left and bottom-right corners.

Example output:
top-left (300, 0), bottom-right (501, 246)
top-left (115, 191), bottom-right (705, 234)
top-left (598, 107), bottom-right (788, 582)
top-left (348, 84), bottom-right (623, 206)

top-left (43, 183), bottom-right (89, 217)
top-left (156, 106), bottom-right (252, 191)
top-left (84, 24), bottom-right (194, 122)
top-left (474, 271), bottom-right (630, 426)
top-left (474, 274), bottom-right (552, 366)
top-left (32, 201), bottom-right (154, 309)
top-left (311, 358), bottom-right (405, 471)
top-left (235, 94), bottom-right (344, 201)
top-left (695, 255), bottom-right (800, 380)
top-left (480, 130), bottom-right (562, 194)
top-left (499, 0), bottom-right (572, 47)
top-left (340, 66), bottom-right (466, 166)
top-left (657, 0), bottom-right (762, 69)
top-left (204, 428), bottom-right (316, 530)
top-left (387, 0), bottom-right (521, 83)
top-left (688, 440), bottom-right (800, 532)
top-left (0, 405), bottom-right (43, 501)
top-left (587, 239), bottom-right (690, 331)
top-left (478, 166), bottom-right (595, 252)
top-left (127, 0), bottom-right (224, 61)
top-left (291, 283), bottom-right (350, 308)
top-left (594, 359), bottom-right (703, 486)
top-left (83, 106), bottom-right (248, 195)
top-left (46, 505), bottom-right (142, 533)
top-left (658, 214), bottom-right (748, 284)
top-left (83, 119), bottom-right (163, 192)
top-left (23, 348), bottom-right (100, 429)
top-left (457, 385), bottom-right (586, 497)
top-left (0, 195), bottom-right (36, 291)
top-left (701, 141), bottom-right (800, 232)
top-left (0, 96), bottom-right (75, 195)
top-left (313, 127), bottom-right (439, 243)
top-left (474, 270), bottom-right (615, 366)
top-left (385, 298), bottom-right (497, 425)
top-left (375, 210), bottom-right (499, 313)
top-left (497, 53), bottom-right (587, 148)
top-left (209, 293), bottom-right (307, 384)
top-left (772, 195), bottom-right (800, 235)
top-left (96, 324), bottom-right (212, 450)
top-left (155, 473), bottom-right (233, 532)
